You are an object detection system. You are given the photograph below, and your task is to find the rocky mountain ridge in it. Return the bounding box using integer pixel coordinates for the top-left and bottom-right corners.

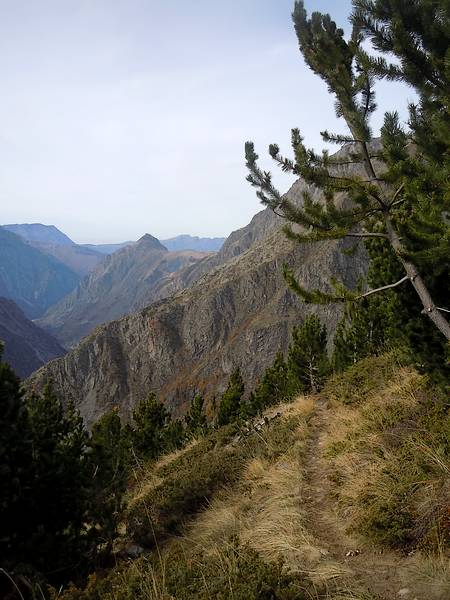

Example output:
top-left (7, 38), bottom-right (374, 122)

top-left (3, 223), bottom-right (74, 245)
top-left (38, 234), bottom-right (211, 348)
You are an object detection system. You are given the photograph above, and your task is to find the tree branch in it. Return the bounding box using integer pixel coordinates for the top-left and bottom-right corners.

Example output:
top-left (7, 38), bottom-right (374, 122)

top-left (389, 183), bottom-right (405, 207)
top-left (345, 232), bottom-right (389, 240)
top-left (356, 275), bottom-right (409, 299)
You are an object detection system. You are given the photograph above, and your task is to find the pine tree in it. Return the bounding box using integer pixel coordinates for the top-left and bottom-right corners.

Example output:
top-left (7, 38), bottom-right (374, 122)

top-left (247, 352), bottom-right (290, 416)
top-left (88, 409), bottom-right (130, 549)
top-left (131, 392), bottom-right (183, 459)
top-left (287, 316), bottom-right (330, 394)
top-left (185, 393), bottom-right (208, 438)
top-left (25, 384), bottom-right (89, 575)
top-left (217, 368), bottom-right (245, 426)
top-left (0, 345), bottom-right (34, 572)
top-left (245, 1), bottom-right (450, 346)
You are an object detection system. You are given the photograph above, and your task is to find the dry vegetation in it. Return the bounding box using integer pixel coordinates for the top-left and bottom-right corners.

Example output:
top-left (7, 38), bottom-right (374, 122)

top-left (57, 354), bottom-right (449, 600)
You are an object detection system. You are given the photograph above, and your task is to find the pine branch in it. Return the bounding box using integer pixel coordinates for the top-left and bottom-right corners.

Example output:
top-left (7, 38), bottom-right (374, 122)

top-left (345, 232), bottom-right (389, 240)
top-left (356, 276), bottom-right (409, 300)
top-left (283, 264), bottom-right (346, 304)
top-left (389, 183), bottom-right (405, 207)
top-left (321, 130), bottom-right (359, 144)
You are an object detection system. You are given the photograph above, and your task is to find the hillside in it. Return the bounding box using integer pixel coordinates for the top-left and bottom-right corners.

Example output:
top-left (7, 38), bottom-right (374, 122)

top-left (59, 355), bottom-right (450, 600)
top-left (0, 228), bottom-right (80, 318)
top-left (0, 297), bottom-right (65, 377)
top-left (38, 234), bottom-right (211, 348)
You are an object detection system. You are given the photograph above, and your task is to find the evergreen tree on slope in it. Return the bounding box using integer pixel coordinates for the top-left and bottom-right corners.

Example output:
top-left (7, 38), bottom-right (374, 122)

top-left (287, 316), bottom-right (330, 394)
top-left (217, 368), bottom-right (245, 426)
top-left (245, 1), bottom-right (450, 353)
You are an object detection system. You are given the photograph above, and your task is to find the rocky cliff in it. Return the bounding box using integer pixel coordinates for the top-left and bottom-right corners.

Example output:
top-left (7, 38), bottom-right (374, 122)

top-left (38, 234), bottom-right (211, 348)
top-left (0, 297), bottom-right (65, 378)
top-left (30, 173), bottom-right (368, 426)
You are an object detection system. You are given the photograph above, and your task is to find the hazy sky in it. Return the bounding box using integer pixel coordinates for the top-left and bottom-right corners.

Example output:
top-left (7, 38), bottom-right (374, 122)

top-left (0, 1), bottom-right (414, 243)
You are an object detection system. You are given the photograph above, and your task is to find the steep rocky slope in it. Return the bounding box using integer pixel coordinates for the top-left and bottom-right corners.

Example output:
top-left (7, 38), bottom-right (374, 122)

top-left (0, 228), bottom-right (80, 318)
top-left (31, 175), bottom-right (367, 425)
top-left (0, 297), bottom-right (65, 377)
top-left (38, 235), bottom-right (211, 348)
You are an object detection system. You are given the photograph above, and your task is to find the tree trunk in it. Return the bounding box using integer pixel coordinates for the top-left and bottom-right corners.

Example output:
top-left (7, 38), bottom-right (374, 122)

top-left (355, 139), bottom-right (450, 341)
top-left (385, 219), bottom-right (450, 340)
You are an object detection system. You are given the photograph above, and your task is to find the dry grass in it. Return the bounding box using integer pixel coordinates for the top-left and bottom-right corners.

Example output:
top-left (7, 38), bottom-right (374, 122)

top-left (320, 358), bottom-right (450, 599)
top-left (60, 355), bottom-right (449, 600)
top-left (127, 438), bottom-right (201, 510)
top-left (184, 394), bottom-right (352, 588)
top-left (404, 551), bottom-right (450, 600)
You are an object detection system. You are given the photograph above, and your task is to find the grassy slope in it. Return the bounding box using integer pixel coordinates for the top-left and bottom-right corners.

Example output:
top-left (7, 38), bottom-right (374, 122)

top-left (59, 355), bottom-right (449, 600)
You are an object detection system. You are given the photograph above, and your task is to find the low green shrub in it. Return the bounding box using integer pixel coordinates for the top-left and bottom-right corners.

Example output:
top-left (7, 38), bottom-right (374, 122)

top-left (324, 353), bottom-right (399, 405)
top-left (57, 540), bottom-right (309, 600)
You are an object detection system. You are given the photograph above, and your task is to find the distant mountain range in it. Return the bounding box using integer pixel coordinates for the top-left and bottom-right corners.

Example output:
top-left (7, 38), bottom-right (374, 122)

top-left (0, 297), bottom-right (65, 377)
top-left (0, 223), bottom-right (225, 370)
top-left (81, 242), bottom-right (134, 255)
top-left (38, 234), bottom-right (212, 348)
top-left (0, 228), bottom-right (81, 318)
top-left (3, 223), bottom-right (75, 245)
top-left (161, 235), bottom-right (225, 252)
top-left (3, 224), bottom-right (225, 255)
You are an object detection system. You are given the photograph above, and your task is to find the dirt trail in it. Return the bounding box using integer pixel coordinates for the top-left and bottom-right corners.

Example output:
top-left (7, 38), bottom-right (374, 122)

top-left (302, 398), bottom-right (419, 600)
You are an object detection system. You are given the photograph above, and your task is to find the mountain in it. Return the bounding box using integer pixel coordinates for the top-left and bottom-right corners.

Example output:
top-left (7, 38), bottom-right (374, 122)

top-left (161, 235), bottom-right (225, 252)
top-left (30, 174), bottom-right (368, 426)
top-left (82, 236), bottom-right (226, 255)
top-left (28, 242), bottom-right (104, 277)
top-left (0, 297), bottom-right (65, 378)
top-left (0, 228), bottom-right (80, 318)
top-left (3, 223), bottom-right (74, 245)
top-left (81, 242), bottom-right (134, 255)
top-left (2, 223), bottom-right (105, 276)
top-left (38, 234), bottom-right (211, 348)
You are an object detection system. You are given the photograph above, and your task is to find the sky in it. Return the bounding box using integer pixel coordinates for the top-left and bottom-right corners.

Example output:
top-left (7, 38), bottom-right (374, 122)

top-left (0, 0), bottom-right (415, 244)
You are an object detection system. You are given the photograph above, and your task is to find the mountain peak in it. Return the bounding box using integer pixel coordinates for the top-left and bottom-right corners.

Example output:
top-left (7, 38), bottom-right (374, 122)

top-left (137, 234), bottom-right (167, 251)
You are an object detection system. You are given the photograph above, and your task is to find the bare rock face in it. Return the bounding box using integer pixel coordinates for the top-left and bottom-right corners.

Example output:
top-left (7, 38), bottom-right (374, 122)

top-left (29, 174), bottom-right (368, 426)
